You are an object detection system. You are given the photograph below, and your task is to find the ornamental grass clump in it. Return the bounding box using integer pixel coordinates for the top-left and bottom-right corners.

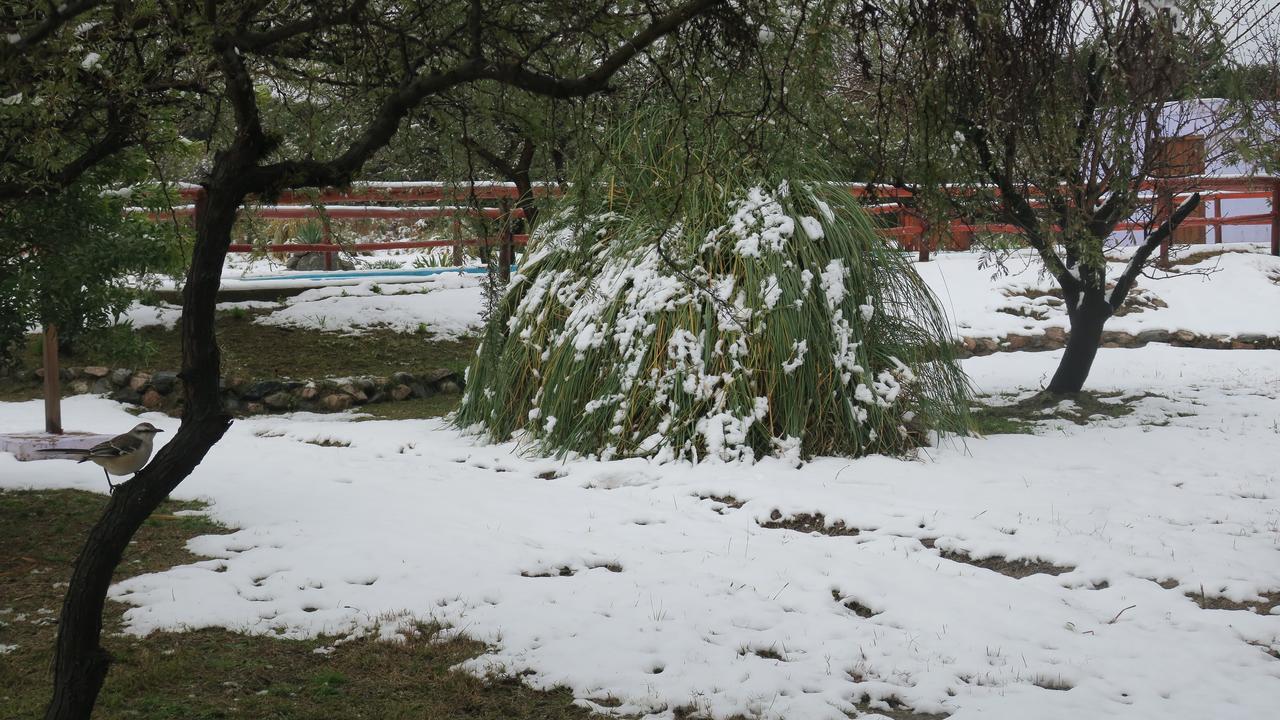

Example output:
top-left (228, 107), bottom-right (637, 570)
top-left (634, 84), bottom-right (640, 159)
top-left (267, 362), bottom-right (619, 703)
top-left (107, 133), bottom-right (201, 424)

top-left (457, 174), bottom-right (970, 464)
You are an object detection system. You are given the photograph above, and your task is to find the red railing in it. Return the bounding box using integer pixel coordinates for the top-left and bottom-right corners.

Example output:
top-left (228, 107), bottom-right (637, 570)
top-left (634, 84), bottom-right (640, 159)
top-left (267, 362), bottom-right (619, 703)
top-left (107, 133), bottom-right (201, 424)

top-left (851, 176), bottom-right (1280, 261)
top-left (166, 185), bottom-right (530, 272)
top-left (157, 177), bottom-right (1278, 269)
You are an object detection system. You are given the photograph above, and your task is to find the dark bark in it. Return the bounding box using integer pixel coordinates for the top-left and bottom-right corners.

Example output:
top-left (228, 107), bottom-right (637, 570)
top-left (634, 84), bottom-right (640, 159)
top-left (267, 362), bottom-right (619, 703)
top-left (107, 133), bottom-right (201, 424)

top-left (45, 176), bottom-right (248, 720)
top-left (1047, 290), bottom-right (1110, 394)
top-left (43, 4), bottom-right (725, 715)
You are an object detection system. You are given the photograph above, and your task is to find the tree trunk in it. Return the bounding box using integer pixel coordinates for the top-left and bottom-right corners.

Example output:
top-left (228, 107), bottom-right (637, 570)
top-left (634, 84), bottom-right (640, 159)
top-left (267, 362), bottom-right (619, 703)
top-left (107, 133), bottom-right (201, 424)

top-left (1046, 292), bottom-right (1111, 394)
top-left (45, 184), bottom-right (242, 720)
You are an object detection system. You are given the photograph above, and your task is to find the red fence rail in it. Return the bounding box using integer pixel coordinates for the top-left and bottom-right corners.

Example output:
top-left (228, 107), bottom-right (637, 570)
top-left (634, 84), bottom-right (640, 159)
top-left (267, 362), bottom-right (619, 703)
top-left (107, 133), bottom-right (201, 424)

top-left (160, 176), bottom-right (1278, 268)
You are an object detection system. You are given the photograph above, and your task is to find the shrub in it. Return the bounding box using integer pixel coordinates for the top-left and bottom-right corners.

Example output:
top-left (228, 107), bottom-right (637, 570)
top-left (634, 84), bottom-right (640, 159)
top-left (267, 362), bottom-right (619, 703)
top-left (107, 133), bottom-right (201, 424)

top-left (457, 174), bottom-right (971, 464)
top-left (0, 178), bottom-right (182, 365)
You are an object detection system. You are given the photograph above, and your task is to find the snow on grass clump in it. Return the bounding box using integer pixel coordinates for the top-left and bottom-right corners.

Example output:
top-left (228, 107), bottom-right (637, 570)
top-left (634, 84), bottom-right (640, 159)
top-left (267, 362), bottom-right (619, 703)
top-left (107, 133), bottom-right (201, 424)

top-left (458, 179), bottom-right (970, 463)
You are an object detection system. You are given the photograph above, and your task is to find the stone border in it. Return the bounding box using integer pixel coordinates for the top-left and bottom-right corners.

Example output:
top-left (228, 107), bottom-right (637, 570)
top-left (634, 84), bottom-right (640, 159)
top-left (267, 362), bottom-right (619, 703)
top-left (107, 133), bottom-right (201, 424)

top-left (956, 329), bottom-right (1280, 357)
top-left (22, 366), bottom-right (463, 416)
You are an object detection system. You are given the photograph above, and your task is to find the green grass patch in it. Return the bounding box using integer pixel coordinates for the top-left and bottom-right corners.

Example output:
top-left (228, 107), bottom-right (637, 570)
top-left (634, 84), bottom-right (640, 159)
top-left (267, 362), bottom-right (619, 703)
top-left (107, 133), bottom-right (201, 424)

top-left (1, 313), bottom-right (479, 401)
top-left (354, 396), bottom-right (460, 420)
top-left (972, 390), bottom-right (1156, 435)
top-left (0, 489), bottom-right (596, 719)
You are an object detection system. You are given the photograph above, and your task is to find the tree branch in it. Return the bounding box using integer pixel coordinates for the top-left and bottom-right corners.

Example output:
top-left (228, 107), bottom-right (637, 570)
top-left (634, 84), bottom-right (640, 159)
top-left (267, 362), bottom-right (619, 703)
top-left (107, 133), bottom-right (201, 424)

top-left (1108, 192), bottom-right (1200, 311)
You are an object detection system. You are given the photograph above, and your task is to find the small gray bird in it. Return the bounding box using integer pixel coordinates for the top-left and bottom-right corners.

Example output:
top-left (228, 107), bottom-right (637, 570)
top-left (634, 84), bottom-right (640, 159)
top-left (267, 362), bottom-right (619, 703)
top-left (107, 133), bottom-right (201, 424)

top-left (47, 422), bottom-right (165, 491)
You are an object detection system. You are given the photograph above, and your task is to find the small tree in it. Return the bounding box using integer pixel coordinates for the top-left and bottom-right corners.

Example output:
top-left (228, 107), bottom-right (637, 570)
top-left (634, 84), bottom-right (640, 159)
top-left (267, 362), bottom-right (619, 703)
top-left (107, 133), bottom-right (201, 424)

top-left (3, 3), bottom-right (770, 718)
top-left (458, 118), bottom-right (971, 463)
top-left (0, 175), bottom-right (181, 364)
top-left (852, 0), bottom-right (1266, 392)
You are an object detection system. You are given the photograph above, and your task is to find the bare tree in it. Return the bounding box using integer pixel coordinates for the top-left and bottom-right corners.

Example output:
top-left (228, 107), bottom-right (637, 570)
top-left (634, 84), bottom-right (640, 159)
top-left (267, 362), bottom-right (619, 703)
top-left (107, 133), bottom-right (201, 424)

top-left (5, 2), bottom-right (753, 718)
top-left (851, 0), bottom-right (1273, 392)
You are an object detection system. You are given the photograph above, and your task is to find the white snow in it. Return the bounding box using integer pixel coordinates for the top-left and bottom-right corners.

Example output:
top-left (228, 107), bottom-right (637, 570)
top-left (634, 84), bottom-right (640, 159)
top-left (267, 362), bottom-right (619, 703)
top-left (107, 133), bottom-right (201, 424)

top-left (916, 244), bottom-right (1280, 340)
top-left (253, 274), bottom-right (484, 338)
top-left (3, 345), bottom-right (1278, 719)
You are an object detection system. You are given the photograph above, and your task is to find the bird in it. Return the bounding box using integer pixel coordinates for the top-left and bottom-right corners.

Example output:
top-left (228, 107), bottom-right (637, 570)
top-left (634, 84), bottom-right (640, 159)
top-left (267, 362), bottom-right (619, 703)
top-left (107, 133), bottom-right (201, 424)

top-left (41, 422), bottom-right (165, 492)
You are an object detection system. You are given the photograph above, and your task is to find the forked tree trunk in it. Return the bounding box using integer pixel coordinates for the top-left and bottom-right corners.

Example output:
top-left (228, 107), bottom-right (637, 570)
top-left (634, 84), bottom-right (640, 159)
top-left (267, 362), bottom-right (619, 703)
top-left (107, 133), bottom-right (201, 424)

top-left (45, 184), bottom-right (243, 720)
top-left (1046, 291), bottom-right (1111, 394)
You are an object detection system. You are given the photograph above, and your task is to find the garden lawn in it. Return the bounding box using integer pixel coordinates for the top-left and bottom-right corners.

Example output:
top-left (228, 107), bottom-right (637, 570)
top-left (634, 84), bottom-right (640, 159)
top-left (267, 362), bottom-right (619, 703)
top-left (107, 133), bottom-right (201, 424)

top-left (2, 345), bottom-right (1278, 719)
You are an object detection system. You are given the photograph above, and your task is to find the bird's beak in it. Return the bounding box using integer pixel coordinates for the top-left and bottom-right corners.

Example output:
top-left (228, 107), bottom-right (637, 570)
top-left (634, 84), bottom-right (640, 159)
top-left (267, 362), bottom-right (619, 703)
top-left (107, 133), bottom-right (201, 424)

top-left (156, 429), bottom-right (165, 433)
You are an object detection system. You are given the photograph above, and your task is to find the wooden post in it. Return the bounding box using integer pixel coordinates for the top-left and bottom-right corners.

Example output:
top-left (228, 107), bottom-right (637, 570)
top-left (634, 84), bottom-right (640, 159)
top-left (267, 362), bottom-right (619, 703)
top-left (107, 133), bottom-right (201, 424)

top-left (498, 198), bottom-right (513, 283)
top-left (1213, 196), bottom-right (1222, 245)
top-left (1156, 184), bottom-right (1173, 266)
top-left (42, 324), bottom-right (62, 434)
top-left (322, 222), bottom-right (335, 271)
top-left (1272, 180), bottom-right (1279, 257)
top-left (451, 217), bottom-right (464, 267)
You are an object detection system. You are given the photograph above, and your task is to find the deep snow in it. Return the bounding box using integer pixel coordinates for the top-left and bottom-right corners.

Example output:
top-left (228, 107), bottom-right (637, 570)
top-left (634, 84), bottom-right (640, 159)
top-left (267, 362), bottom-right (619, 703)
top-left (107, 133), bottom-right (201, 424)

top-left (3, 346), bottom-right (1278, 719)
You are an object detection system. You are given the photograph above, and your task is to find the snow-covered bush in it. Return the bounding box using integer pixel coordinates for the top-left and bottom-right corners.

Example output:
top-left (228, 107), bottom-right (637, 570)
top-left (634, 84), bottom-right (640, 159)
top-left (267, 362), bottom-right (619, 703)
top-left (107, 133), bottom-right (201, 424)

top-left (457, 175), bottom-right (971, 464)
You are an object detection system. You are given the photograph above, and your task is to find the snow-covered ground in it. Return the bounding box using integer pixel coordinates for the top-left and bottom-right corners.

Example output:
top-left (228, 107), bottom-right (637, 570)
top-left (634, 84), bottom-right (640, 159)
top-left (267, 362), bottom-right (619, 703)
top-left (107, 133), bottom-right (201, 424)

top-left (3, 345), bottom-right (1278, 719)
top-left (120, 244), bottom-right (1280, 344)
top-left (917, 244), bottom-right (1280, 340)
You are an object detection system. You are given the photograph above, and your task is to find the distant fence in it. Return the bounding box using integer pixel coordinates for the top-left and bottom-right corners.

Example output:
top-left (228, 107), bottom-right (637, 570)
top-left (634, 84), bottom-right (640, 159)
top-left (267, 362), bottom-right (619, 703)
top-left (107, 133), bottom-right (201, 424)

top-left (154, 176), bottom-right (1277, 270)
top-left (860, 175), bottom-right (1280, 261)
top-left (169, 183), bottom-right (536, 274)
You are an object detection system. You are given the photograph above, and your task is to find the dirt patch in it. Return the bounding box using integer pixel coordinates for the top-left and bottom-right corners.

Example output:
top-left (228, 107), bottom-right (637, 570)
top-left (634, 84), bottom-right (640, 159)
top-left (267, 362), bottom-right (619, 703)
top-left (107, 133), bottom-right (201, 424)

top-left (849, 694), bottom-right (950, 720)
top-left (696, 494), bottom-right (746, 513)
top-left (971, 390), bottom-right (1156, 434)
top-left (521, 562), bottom-right (623, 578)
top-left (1030, 673), bottom-right (1075, 691)
top-left (831, 589), bottom-right (881, 618)
top-left (1186, 589), bottom-right (1280, 615)
top-left (938, 549), bottom-right (1074, 578)
top-left (760, 510), bottom-right (861, 537)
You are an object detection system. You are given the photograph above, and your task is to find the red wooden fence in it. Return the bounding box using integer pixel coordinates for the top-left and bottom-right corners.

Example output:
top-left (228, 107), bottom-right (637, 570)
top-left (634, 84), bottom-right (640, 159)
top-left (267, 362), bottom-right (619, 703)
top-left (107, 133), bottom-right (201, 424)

top-left (158, 177), bottom-right (1279, 268)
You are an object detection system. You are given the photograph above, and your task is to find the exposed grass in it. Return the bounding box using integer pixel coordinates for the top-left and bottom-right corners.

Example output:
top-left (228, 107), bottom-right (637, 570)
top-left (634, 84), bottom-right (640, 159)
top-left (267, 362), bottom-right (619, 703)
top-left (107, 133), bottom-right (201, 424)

top-left (0, 489), bottom-right (597, 720)
top-left (460, 121), bottom-right (971, 462)
top-left (353, 395), bottom-right (461, 421)
top-left (1, 313), bottom-right (479, 401)
top-left (970, 390), bottom-right (1155, 435)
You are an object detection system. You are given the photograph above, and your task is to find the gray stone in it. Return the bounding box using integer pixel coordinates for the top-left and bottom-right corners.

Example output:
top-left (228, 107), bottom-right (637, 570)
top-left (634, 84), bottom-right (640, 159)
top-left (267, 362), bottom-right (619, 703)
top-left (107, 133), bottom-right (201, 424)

top-left (83, 366), bottom-right (110, 378)
top-left (322, 394), bottom-right (353, 411)
top-left (111, 387), bottom-right (143, 405)
top-left (150, 371), bottom-right (180, 394)
top-left (142, 389), bottom-right (164, 409)
top-left (410, 382), bottom-right (432, 399)
top-left (391, 371), bottom-right (416, 386)
top-left (242, 380), bottom-right (284, 400)
top-left (438, 380), bottom-right (462, 395)
top-left (355, 378), bottom-right (377, 394)
top-left (264, 391), bottom-right (294, 411)
top-left (391, 384), bottom-right (413, 401)
top-left (1235, 333), bottom-right (1268, 344)
top-left (286, 252), bottom-right (355, 271)
top-left (1136, 329), bottom-right (1171, 344)
top-left (420, 368), bottom-right (456, 384)
top-left (129, 372), bottom-right (152, 392)
top-left (91, 378), bottom-right (112, 394)
top-left (244, 402), bottom-right (265, 415)
top-left (221, 396), bottom-right (241, 414)
top-left (1172, 330), bottom-right (1196, 344)
top-left (109, 368), bottom-right (133, 387)
top-left (70, 379), bottom-right (91, 394)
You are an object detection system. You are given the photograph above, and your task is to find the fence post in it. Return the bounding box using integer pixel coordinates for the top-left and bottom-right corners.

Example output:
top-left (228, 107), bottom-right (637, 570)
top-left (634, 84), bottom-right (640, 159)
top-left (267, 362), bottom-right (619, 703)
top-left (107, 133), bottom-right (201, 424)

top-left (1272, 179), bottom-right (1279, 257)
top-left (1156, 183), bottom-right (1173, 265)
top-left (1213, 196), bottom-right (1222, 245)
top-left (451, 216), bottom-right (464, 267)
top-left (43, 324), bottom-right (62, 434)
top-left (498, 199), bottom-right (513, 283)
top-left (322, 221), bottom-right (335, 271)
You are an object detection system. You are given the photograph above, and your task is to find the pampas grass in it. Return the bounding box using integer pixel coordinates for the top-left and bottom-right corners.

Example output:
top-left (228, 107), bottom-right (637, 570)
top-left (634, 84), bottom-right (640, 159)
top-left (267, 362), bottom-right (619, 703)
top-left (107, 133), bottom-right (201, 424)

top-left (456, 120), bottom-right (970, 463)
